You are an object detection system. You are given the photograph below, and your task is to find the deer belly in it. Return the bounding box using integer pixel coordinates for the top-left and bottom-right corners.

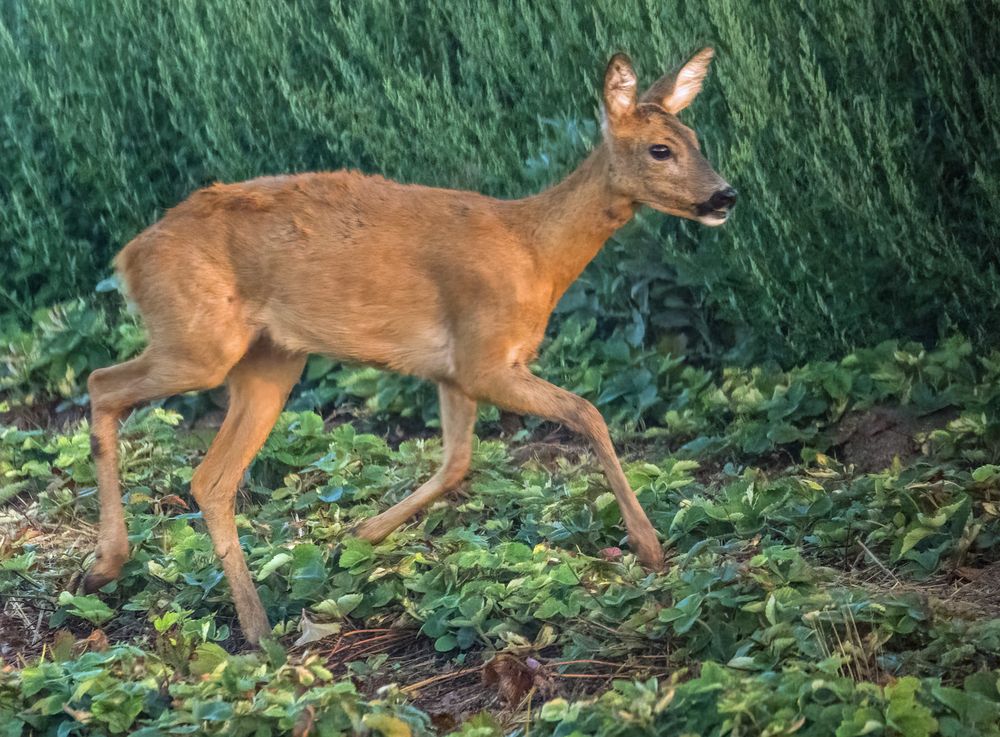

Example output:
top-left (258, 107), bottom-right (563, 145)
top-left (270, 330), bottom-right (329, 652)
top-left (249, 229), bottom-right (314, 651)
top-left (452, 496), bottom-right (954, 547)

top-left (261, 300), bottom-right (457, 381)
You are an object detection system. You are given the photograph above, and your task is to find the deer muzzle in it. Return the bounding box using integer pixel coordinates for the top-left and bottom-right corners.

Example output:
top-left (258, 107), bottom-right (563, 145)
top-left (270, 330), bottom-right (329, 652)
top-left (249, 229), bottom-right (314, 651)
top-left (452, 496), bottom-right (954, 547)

top-left (695, 186), bottom-right (738, 225)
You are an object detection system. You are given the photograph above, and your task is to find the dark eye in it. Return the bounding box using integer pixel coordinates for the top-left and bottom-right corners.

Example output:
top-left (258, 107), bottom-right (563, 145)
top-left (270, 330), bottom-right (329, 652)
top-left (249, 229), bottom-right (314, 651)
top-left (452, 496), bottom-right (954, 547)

top-left (649, 144), bottom-right (672, 161)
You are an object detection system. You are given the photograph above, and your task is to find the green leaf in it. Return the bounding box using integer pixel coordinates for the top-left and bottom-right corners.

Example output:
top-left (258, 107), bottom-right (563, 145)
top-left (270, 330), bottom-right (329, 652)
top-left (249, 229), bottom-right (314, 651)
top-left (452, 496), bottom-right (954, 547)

top-left (189, 643), bottom-right (229, 676)
top-left (362, 713), bottom-right (412, 737)
top-left (932, 683), bottom-right (1000, 725)
top-left (57, 592), bottom-right (114, 625)
top-left (835, 708), bottom-right (884, 737)
top-left (898, 527), bottom-right (934, 556)
top-left (434, 634), bottom-right (458, 652)
top-left (539, 699), bottom-right (570, 722)
top-left (971, 464), bottom-right (1000, 482)
top-left (0, 550), bottom-right (36, 571)
top-left (0, 718), bottom-right (25, 737)
top-left (550, 564), bottom-right (578, 585)
top-left (336, 593), bottom-right (364, 616)
top-left (193, 700), bottom-right (234, 722)
top-left (534, 598), bottom-right (563, 619)
top-left (290, 544), bottom-right (326, 599)
top-left (340, 538), bottom-right (374, 569)
top-left (256, 551), bottom-right (293, 580)
top-left (152, 610), bottom-right (181, 633)
top-left (886, 677), bottom-right (937, 737)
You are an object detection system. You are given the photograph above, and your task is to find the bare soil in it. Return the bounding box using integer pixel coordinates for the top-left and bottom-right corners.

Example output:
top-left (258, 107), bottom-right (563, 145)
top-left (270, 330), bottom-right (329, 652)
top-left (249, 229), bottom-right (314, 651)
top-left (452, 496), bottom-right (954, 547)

top-left (831, 406), bottom-right (957, 473)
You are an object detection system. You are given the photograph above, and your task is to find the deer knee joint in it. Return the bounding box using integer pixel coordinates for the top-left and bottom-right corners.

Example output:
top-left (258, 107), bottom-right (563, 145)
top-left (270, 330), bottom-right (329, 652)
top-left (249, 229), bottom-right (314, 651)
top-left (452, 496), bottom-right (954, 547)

top-left (88, 370), bottom-right (115, 416)
top-left (569, 400), bottom-right (605, 436)
top-left (191, 467), bottom-right (237, 511)
top-left (86, 367), bottom-right (105, 398)
top-left (442, 453), bottom-right (472, 487)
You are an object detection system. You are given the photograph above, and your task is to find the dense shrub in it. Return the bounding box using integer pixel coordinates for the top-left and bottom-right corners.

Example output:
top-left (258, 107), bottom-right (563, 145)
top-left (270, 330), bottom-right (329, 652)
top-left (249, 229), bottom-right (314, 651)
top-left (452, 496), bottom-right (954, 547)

top-left (1, 0), bottom-right (997, 362)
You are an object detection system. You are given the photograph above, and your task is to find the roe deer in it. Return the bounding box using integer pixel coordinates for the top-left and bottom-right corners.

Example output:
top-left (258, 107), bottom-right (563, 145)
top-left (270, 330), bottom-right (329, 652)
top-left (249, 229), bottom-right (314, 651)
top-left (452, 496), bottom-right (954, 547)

top-left (86, 49), bottom-right (736, 644)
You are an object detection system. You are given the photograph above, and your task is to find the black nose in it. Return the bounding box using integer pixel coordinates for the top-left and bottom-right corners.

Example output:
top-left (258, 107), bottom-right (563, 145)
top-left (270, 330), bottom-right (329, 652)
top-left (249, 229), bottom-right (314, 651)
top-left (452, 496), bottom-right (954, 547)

top-left (708, 187), bottom-right (738, 210)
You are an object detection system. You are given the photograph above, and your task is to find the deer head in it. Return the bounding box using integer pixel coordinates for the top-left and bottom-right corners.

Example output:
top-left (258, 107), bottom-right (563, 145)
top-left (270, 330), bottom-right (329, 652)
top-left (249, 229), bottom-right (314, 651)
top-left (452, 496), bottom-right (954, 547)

top-left (601, 48), bottom-right (736, 226)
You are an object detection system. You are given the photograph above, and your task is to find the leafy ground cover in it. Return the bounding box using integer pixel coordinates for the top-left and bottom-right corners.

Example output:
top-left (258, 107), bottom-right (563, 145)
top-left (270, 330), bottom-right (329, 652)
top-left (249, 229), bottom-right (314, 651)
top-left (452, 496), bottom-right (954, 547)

top-left (2, 337), bottom-right (1000, 735)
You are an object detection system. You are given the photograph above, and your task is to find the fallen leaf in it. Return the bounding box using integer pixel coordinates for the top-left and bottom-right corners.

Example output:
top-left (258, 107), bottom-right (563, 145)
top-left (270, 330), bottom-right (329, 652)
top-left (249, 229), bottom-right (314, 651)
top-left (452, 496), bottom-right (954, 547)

top-left (61, 704), bottom-right (92, 724)
top-left (294, 610), bottom-right (342, 647)
top-left (429, 713), bottom-right (458, 733)
top-left (482, 653), bottom-right (552, 705)
top-left (159, 494), bottom-right (189, 509)
top-left (293, 704), bottom-right (316, 737)
top-left (75, 629), bottom-right (109, 654)
top-left (600, 547), bottom-right (622, 561)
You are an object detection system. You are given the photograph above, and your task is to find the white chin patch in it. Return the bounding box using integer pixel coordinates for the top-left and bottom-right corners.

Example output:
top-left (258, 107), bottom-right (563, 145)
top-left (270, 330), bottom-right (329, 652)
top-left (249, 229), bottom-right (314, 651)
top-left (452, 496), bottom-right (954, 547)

top-left (697, 212), bottom-right (728, 227)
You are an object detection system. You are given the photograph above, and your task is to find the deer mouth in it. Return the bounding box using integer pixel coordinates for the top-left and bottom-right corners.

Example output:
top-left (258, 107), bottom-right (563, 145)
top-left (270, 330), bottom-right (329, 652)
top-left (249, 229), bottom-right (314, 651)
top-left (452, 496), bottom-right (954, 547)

top-left (696, 209), bottom-right (729, 226)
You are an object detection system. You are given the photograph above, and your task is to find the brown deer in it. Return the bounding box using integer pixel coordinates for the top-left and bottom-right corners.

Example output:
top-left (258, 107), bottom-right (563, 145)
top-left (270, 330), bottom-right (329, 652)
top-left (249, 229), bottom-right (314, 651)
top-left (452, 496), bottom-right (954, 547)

top-left (85, 49), bottom-right (736, 644)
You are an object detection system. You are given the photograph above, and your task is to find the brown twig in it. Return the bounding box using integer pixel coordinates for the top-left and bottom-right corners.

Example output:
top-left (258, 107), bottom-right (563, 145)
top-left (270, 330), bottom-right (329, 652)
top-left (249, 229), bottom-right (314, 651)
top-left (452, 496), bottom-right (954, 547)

top-left (400, 666), bottom-right (482, 694)
top-left (856, 539), bottom-right (902, 587)
top-left (547, 658), bottom-right (628, 669)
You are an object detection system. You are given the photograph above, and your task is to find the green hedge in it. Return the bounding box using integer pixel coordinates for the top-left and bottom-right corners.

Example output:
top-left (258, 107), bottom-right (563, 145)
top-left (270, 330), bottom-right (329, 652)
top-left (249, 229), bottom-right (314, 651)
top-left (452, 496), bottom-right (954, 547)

top-left (1, 0), bottom-right (997, 362)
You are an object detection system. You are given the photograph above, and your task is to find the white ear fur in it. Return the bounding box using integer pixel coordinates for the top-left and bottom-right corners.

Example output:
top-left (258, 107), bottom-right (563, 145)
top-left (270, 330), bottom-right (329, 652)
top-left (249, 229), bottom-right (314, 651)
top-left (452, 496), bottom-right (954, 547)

top-left (662, 47), bottom-right (714, 114)
top-left (603, 53), bottom-right (638, 130)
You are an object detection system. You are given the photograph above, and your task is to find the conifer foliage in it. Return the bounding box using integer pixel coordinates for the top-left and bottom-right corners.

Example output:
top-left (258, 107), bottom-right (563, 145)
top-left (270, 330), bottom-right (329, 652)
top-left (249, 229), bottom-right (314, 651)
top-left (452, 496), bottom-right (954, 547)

top-left (1, 1), bottom-right (997, 360)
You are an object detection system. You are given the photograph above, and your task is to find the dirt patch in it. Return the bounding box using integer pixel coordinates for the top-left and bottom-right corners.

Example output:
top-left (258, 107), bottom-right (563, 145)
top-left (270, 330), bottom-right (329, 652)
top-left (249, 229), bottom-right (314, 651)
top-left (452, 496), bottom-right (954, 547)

top-left (840, 558), bottom-right (1000, 625)
top-left (0, 596), bottom-right (54, 662)
top-left (510, 439), bottom-right (590, 471)
top-left (308, 627), bottom-right (667, 731)
top-left (951, 562), bottom-right (1000, 620)
top-left (831, 406), bottom-right (956, 473)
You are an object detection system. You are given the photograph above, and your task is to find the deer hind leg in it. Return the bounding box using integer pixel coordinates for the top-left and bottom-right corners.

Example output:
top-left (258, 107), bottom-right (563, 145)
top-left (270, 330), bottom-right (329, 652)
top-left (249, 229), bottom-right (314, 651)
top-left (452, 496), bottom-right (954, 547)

top-left (189, 338), bottom-right (305, 645)
top-left (354, 383), bottom-right (477, 543)
top-left (85, 345), bottom-right (245, 593)
top-left (467, 366), bottom-right (664, 570)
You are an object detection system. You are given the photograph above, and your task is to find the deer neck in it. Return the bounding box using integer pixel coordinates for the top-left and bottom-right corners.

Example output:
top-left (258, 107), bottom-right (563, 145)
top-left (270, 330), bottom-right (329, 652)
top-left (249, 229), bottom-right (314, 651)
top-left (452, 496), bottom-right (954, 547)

top-left (518, 144), bottom-right (635, 299)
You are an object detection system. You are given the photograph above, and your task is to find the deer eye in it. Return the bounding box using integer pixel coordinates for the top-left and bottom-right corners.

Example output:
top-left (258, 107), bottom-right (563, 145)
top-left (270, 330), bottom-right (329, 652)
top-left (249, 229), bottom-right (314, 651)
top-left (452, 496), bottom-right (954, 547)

top-left (649, 144), bottom-right (672, 161)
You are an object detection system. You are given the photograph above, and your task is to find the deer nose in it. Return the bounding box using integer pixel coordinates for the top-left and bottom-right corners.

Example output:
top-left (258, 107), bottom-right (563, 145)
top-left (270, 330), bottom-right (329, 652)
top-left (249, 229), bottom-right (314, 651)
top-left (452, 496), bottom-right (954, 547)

top-left (708, 187), bottom-right (738, 210)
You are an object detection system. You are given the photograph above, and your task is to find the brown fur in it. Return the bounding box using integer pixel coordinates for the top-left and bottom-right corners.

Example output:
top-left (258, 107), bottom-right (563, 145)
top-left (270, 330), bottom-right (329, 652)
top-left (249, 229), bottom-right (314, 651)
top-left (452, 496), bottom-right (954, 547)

top-left (85, 50), bottom-right (734, 645)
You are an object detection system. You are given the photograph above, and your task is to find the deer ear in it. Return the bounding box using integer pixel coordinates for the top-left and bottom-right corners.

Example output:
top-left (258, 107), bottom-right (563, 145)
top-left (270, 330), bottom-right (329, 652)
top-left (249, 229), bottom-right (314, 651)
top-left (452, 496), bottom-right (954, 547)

top-left (603, 53), bottom-right (638, 129)
top-left (642, 47), bottom-right (714, 114)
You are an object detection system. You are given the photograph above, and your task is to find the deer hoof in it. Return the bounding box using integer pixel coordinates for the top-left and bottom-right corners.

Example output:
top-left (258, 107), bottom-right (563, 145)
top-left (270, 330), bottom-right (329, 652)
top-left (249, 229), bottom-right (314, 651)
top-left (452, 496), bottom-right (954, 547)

top-left (241, 623), bottom-right (271, 648)
top-left (236, 607), bottom-right (272, 648)
top-left (352, 516), bottom-right (390, 544)
top-left (81, 569), bottom-right (117, 594)
top-left (632, 539), bottom-right (666, 572)
top-left (80, 544), bottom-right (128, 593)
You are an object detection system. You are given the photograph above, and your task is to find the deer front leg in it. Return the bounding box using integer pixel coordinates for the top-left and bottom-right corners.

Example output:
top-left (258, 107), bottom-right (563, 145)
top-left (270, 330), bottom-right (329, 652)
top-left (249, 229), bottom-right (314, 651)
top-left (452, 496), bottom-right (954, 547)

top-left (469, 365), bottom-right (664, 570)
top-left (354, 383), bottom-right (476, 543)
